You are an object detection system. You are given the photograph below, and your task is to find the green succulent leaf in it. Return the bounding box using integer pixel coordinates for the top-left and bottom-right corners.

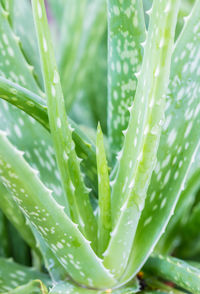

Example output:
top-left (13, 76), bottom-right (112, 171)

top-left (11, 0), bottom-right (43, 88)
top-left (121, 0), bottom-right (200, 283)
top-left (59, 0), bottom-right (106, 110)
top-left (0, 182), bottom-right (37, 252)
top-left (156, 167), bottom-right (200, 255)
top-left (145, 254), bottom-right (200, 293)
top-left (32, 0), bottom-right (98, 246)
top-left (0, 3), bottom-right (42, 95)
top-left (104, 0), bottom-right (180, 279)
top-left (0, 132), bottom-right (116, 289)
top-left (49, 279), bottom-right (139, 294)
top-left (0, 75), bottom-right (98, 195)
top-left (0, 258), bottom-right (50, 292)
top-left (96, 123), bottom-right (111, 256)
top-left (107, 0), bottom-right (146, 163)
top-left (2, 280), bottom-right (48, 294)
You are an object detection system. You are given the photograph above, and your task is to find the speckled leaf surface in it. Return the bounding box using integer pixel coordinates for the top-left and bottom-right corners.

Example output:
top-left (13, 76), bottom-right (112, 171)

top-left (0, 76), bottom-right (98, 193)
top-left (103, 0), bottom-right (180, 279)
top-left (0, 132), bottom-right (116, 289)
top-left (32, 0), bottom-right (98, 246)
top-left (11, 0), bottom-right (43, 88)
top-left (0, 258), bottom-right (50, 292)
top-left (107, 0), bottom-right (146, 163)
top-left (0, 2), bottom-right (66, 207)
top-left (0, 3), bottom-right (41, 94)
top-left (145, 254), bottom-right (200, 293)
top-left (0, 182), bottom-right (37, 252)
top-left (2, 280), bottom-right (48, 294)
top-left (59, 0), bottom-right (106, 110)
top-left (122, 0), bottom-right (200, 284)
top-left (49, 279), bottom-right (139, 294)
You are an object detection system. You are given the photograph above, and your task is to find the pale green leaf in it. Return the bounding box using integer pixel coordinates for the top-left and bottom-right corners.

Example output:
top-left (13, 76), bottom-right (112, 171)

top-left (122, 1), bottom-right (200, 283)
top-left (104, 0), bottom-right (180, 279)
top-left (107, 0), bottom-right (146, 163)
top-left (0, 182), bottom-right (37, 252)
top-left (0, 132), bottom-right (116, 288)
top-left (32, 0), bottom-right (98, 246)
top-left (145, 254), bottom-right (200, 293)
top-left (96, 123), bottom-right (111, 256)
top-left (0, 3), bottom-right (42, 94)
top-left (0, 258), bottom-right (50, 292)
top-left (3, 280), bottom-right (48, 294)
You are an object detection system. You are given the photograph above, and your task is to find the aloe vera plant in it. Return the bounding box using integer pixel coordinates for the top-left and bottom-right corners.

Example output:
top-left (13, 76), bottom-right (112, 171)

top-left (0, 0), bottom-right (200, 293)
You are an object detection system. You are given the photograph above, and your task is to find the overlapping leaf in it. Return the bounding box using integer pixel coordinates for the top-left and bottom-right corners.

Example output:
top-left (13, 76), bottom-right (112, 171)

top-left (122, 0), bottom-right (200, 284)
top-left (107, 0), bottom-right (146, 162)
top-left (103, 0), bottom-right (180, 279)
top-left (0, 258), bottom-right (50, 292)
top-left (0, 131), bottom-right (116, 288)
top-left (145, 254), bottom-right (200, 293)
top-left (32, 0), bottom-right (98, 246)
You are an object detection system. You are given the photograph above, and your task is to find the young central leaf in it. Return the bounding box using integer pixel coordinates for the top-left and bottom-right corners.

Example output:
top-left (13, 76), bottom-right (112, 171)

top-left (107, 0), bottom-right (146, 164)
top-left (31, 0), bottom-right (97, 249)
top-left (103, 0), bottom-right (180, 278)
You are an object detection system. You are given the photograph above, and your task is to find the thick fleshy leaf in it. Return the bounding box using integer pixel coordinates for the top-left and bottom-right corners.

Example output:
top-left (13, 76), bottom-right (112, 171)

top-left (0, 1), bottom-right (66, 207)
top-left (0, 182), bottom-right (37, 252)
top-left (0, 76), bottom-right (98, 195)
top-left (11, 0), bottom-right (43, 88)
top-left (59, 0), bottom-right (106, 110)
top-left (4, 280), bottom-right (48, 294)
top-left (96, 124), bottom-right (111, 256)
top-left (122, 1), bottom-right (200, 283)
top-left (107, 0), bottom-right (146, 163)
top-left (156, 167), bottom-right (200, 255)
top-left (32, 0), bottom-right (98, 247)
top-left (0, 3), bottom-right (41, 94)
top-left (103, 0), bottom-right (180, 279)
top-left (0, 132), bottom-right (116, 289)
top-left (49, 279), bottom-right (139, 294)
top-left (0, 258), bottom-right (50, 292)
top-left (145, 254), bottom-right (200, 294)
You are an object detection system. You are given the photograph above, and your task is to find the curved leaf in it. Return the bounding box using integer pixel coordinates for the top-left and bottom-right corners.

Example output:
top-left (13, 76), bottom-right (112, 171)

top-left (0, 132), bottom-right (116, 288)
top-left (104, 0), bottom-right (180, 279)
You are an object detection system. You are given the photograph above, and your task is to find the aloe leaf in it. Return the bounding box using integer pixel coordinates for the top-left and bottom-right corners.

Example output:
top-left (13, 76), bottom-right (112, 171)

top-left (145, 254), bottom-right (200, 293)
top-left (49, 279), bottom-right (139, 294)
top-left (96, 124), bottom-right (111, 256)
top-left (121, 0), bottom-right (200, 283)
top-left (60, 0), bottom-right (106, 110)
top-left (0, 76), bottom-right (48, 128)
top-left (31, 227), bottom-right (67, 282)
top-left (0, 3), bottom-right (42, 95)
top-left (107, 0), bottom-right (146, 163)
top-left (11, 0), bottom-right (43, 88)
top-left (0, 132), bottom-right (116, 288)
top-left (156, 167), bottom-right (200, 255)
top-left (0, 257), bottom-right (50, 292)
top-left (0, 76), bottom-right (98, 194)
top-left (58, 0), bottom-right (87, 91)
top-left (3, 280), bottom-right (48, 294)
top-left (32, 0), bottom-right (98, 246)
top-left (0, 182), bottom-right (37, 252)
top-left (104, 0), bottom-right (180, 279)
